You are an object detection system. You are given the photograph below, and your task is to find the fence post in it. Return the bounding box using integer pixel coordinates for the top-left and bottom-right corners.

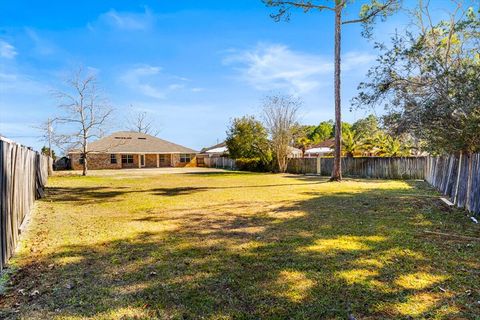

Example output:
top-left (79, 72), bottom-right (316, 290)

top-left (453, 152), bottom-right (463, 205)
top-left (466, 153), bottom-right (473, 211)
top-left (316, 156), bottom-right (321, 175)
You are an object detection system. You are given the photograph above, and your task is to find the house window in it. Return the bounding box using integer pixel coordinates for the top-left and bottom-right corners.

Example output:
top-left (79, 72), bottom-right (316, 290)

top-left (159, 155), bottom-right (166, 163)
top-left (79, 154), bottom-right (84, 164)
top-left (110, 154), bottom-right (117, 164)
top-left (121, 154), bottom-right (134, 164)
top-left (180, 154), bottom-right (192, 163)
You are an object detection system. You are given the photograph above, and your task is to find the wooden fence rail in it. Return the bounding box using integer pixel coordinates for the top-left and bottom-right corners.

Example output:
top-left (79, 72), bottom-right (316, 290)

top-left (0, 137), bottom-right (50, 271)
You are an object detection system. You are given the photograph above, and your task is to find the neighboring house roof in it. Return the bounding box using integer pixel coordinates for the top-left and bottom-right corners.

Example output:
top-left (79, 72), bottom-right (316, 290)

top-left (69, 131), bottom-right (197, 154)
top-left (305, 147), bottom-right (333, 154)
top-left (200, 143), bottom-right (301, 156)
top-left (200, 141), bottom-right (228, 154)
top-left (311, 138), bottom-right (335, 148)
top-left (288, 146), bottom-right (302, 154)
top-left (206, 146), bottom-right (228, 154)
top-left (305, 139), bottom-right (335, 155)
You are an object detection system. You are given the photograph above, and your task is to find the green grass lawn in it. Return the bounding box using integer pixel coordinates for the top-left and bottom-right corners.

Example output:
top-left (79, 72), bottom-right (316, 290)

top-left (1, 170), bottom-right (479, 319)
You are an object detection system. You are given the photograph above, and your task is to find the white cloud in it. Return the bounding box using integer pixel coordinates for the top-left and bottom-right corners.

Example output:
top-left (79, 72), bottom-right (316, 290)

top-left (0, 71), bottom-right (50, 94)
top-left (120, 65), bottom-right (185, 99)
top-left (25, 28), bottom-right (56, 55)
top-left (0, 40), bottom-right (17, 59)
top-left (224, 43), bottom-right (375, 94)
top-left (98, 8), bottom-right (154, 31)
top-left (342, 52), bottom-right (376, 70)
top-left (168, 84), bottom-right (185, 91)
top-left (224, 44), bottom-right (330, 93)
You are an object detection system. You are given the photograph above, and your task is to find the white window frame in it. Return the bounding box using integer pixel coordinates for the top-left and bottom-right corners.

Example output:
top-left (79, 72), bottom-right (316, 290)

top-left (180, 154), bottom-right (191, 163)
top-left (121, 154), bottom-right (134, 164)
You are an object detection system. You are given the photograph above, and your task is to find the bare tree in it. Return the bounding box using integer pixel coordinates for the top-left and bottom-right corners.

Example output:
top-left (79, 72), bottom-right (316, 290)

top-left (126, 108), bottom-right (160, 136)
top-left (54, 68), bottom-right (113, 176)
top-left (263, 0), bottom-right (400, 181)
top-left (36, 118), bottom-right (56, 175)
top-left (262, 95), bottom-right (301, 173)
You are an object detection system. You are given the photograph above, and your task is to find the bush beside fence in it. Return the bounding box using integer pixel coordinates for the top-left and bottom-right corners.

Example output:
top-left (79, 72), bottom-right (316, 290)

top-left (425, 153), bottom-right (479, 216)
top-left (0, 137), bottom-right (50, 271)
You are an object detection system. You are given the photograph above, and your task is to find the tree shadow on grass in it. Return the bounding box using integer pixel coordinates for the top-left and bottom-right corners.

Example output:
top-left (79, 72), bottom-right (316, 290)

top-left (46, 180), bottom-right (330, 203)
top-left (45, 187), bottom-right (132, 204)
top-left (183, 171), bottom-right (260, 176)
top-left (149, 181), bottom-right (328, 197)
top-left (2, 183), bottom-right (479, 319)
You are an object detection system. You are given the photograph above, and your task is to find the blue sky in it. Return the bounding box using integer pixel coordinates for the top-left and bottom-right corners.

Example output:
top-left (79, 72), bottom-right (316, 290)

top-left (0, 0), bottom-right (459, 152)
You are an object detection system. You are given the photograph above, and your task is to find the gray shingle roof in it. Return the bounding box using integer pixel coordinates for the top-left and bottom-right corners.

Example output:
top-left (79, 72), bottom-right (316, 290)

top-left (200, 141), bottom-right (226, 153)
top-left (70, 131), bottom-right (197, 154)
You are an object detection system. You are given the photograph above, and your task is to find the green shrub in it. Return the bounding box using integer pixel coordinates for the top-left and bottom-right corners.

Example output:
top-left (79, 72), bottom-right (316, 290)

top-left (235, 158), bottom-right (271, 172)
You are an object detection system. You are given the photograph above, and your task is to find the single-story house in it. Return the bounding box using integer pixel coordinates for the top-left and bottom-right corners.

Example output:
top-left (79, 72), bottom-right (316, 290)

top-left (287, 146), bottom-right (302, 158)
top-left (201, 142), bottom-right (228, 157)
top-left (69, 131), bottom-right (197, 170)
top-left (304, 138), bottom-right (334, 157)
top-left (196, 142), bottom-right (228, 167)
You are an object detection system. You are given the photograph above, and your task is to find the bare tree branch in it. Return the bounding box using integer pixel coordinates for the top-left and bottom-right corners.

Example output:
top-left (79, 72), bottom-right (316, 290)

top-left (262, 94), bottom-right (301, 173)
top-left (52, 67), bottom-right (114, 176)
top-left (126, 107), bottom-right (161, 136)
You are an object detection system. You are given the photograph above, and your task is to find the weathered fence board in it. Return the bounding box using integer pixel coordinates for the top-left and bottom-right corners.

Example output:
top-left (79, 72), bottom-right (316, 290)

top-left (0, 137), bottom-right (50, 271)
top-left (287, 157), bottom-right (426, 179)
top-left (286, 155), bottom-right (478, 216)
top-left (425, 153), bottom-right (480, 216)
top-left (203, 157), bottom-right (237, 170)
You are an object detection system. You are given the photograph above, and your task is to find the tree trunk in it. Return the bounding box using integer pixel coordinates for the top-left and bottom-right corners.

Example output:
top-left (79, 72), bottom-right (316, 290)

top-left (278, 154), bottom-right (287, 173)
top-left (47, 118), bottom-right (53, 175)
top-left (82, 141), bottom-right (88, 176)
top-left (330, 3), bottom-right (342, 182)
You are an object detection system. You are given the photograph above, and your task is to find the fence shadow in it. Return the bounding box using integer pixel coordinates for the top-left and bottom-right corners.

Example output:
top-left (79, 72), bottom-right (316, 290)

top-left (2, 183), bottom-right (478, 319)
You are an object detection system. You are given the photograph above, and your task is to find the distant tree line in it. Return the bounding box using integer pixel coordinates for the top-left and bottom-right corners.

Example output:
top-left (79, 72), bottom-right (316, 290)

top-left (292, 114), bottom-right (415, 157)
top-left (225, 92), bottom-right (422, 173)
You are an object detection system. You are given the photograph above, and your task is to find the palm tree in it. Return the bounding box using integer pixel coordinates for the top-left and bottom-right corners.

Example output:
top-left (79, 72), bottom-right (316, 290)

top-left (297, 136), bottom-right (312, 157)
top-left (342, 130), bottom-right (364, 157)
top-left (374, 133), bottom-right (411, 157)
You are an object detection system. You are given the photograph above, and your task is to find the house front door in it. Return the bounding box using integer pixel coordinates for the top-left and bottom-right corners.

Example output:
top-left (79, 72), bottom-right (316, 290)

top-left (140, 154), bottom-right (145, 167)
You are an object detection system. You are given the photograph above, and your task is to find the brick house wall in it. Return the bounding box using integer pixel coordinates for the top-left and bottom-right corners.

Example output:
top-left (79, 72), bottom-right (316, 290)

top-left (159, 154), bottom-right (171, 167)
top-left (70, 153), bottom-right (196, 170)
top-left (185, 155), bottom-right (197, 167)
top-left (121, 154), bottom-right (138, 169)
top-left (145, 154), bottom-right (157, 168)
top-left (70, 153), bottom-right (122, 170)
top-left (172, 153), bottom-right (180, 167)
top-left (173, 154), bottom-right (197, 167)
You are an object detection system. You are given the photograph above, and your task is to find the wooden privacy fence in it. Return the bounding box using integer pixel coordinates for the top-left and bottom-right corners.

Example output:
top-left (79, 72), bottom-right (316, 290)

top-left (425, 153), bottom-right (480, 216)
top-left (0, 137), bottom-right (50, 271)
top-left (287, 155), bottom-right (478, 216)
top-left (287, 157), bottom-right (426, 179)
top-left (203, 157), bottom-right (237, 170)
